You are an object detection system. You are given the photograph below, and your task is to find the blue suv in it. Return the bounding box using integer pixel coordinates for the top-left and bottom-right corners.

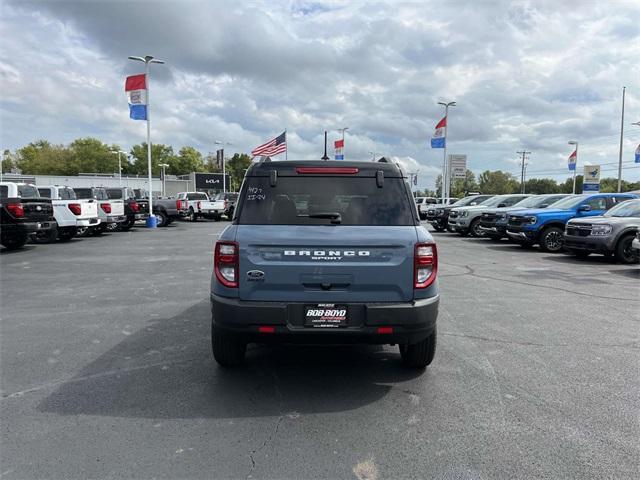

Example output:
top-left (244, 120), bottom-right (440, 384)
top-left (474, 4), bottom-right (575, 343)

top-left (506, 193), bottom-right (638, 252)
top-left (210, 160), bottom-right (439, 368)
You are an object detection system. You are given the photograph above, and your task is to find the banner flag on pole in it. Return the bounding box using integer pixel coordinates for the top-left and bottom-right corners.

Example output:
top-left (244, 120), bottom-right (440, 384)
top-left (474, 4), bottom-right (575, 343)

top-left (125, 74), bottom-right (147, 120)
top-left (334, 139), bottom-right (344, 160)
top-left (430, 117), bottom-right (446, 148)
top-left (635, 144), bottom-right (640, 163)
top-left (568, 149), bottom-right (577, 171)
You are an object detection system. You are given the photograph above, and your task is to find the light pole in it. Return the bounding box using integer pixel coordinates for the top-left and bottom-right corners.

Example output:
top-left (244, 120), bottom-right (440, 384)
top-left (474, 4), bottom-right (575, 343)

top-left (568, 141), bottom-right (578, 194)
top-left (128, 54), bottom-right (165, 227)
top-left (437, 101), bottom-right (456, 202)
top-left (617, 87), bottom-right (626, 192)
top-left (215, 140), bottom-right (232, 193)
top-left (337, 127), bottom-right (348, 160)
top-left (111, 150), bottom-right (127, 186)
top-left (158, 163), bottom-right (169, 197)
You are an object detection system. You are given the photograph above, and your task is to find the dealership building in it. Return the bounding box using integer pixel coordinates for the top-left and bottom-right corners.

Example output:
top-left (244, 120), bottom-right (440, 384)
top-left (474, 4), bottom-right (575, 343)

top-left (0, 172), bottom-right (231, 198)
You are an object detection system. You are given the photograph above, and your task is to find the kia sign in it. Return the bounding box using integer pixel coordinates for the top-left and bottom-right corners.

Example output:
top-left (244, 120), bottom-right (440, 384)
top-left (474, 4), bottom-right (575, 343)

top-left (195, 173), bottom-right (230, 189)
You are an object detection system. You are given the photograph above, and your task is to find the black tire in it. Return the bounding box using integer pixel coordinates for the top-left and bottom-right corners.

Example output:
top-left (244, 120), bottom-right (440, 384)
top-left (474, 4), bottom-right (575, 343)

top-left (446, 225), bottom-right (455, 233)
top-left (156, 210), bottom-right (168, 227)
top-left (400, 328), bottom-right (437, 368)
top-left (105, 222), bottom-right (119, 232)
top-left (457, 229), bottom-right (468, 237)
top-left (33, 226), bottom-right (58, 244)
top-left (565, 248), bottom-right (590, 258)
top-left (2, 232), bottom-right (28, 250)
top-left (419, 214), bottom-right (427, 221)
top-left (214, 214), bottom-right (221, 222)
top-left (212, 328), bottom-right (246, 367)
top-left (119, 218), bottom-right (135, 231)
top-left (539, 226), bottom-right (564, 253)
top-left (91, 224), bottom-right (106, 236)
top-left (189, 208), bottom-right (198, 222)
top-left (615, 234), bottom-right (639, 264)
top-left (227, 207), bottom-right (234, 220)
top-left (433, 226), bottom-right (445, 232)
top-left (76, 226), bottom-right (90, 237)
top-left (469, 218), bottom-right (484, 237)
top-left (57, 227), bottom-right (76, 242)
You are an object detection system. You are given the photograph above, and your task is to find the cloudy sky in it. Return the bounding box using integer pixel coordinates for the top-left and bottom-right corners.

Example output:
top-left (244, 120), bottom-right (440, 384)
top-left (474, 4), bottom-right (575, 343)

top-left (1, 0), bottom-right (639, 188)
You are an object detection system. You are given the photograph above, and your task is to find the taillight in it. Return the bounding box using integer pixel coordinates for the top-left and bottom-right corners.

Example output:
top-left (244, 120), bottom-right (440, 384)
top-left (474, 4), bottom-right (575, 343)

top-left (214, 241), bottom-right (239, 288)
top-left (197, 201), bottom-right (202, 210)
top-left (414, 243), bottom-right (437, 289)
top-left (176, 200), bottom-right (184, 210)
top-left (130, 201), bottom-right (139, 213)
top-left (68, 203), bottom-right (82, 215)
top-left (7, 203), bottom-right (24, 218)
top-left (100, 203), bottom-right (111, 213)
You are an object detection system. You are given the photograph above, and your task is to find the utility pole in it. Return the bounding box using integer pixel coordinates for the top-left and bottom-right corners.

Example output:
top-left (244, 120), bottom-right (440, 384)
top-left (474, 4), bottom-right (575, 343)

top-left (617, 86), bottom-right (626, 192)
top-left (321, 131), bottom-right (329, 161)
top-left (517, 150), bottom-right (531, 194)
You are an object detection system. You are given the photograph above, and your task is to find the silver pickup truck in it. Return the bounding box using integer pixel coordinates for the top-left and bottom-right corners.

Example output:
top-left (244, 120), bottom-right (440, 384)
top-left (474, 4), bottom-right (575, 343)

top-left (448, 194), bottom-right (530, 236)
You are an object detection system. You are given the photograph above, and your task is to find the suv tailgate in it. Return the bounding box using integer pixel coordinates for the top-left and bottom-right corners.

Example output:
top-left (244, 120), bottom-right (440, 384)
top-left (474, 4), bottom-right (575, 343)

top-left (236, 225), bottom-right (417, 302)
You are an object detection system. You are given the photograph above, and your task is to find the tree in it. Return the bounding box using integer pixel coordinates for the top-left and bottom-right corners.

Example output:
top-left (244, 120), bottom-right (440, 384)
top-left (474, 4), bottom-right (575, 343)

top-left (559, 175), bottom-right (583, 193)
top-left (478, 170), bottom-right (519, 194)
top-left (68, 137), bottom-right (119, 174)
top-left (17, 140), bottom-right (72, 175)
top-left (175, 146), bottom-right (205, 175)
top-left (2, 150), bottom-right (15, 174)
top-left (129, 143), bottom-right (178, 176)
top-left (226, 153), bottom-right (252, 191)
top-left (523, 178), bottom-right (560, 194)
top-left (450, 169), bottom-right (480, 198)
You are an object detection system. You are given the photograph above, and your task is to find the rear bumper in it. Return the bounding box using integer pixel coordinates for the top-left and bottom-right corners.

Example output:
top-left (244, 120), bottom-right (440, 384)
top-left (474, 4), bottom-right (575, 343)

top-left (76, 217), bottom-right (101, 227)
top-left (4, 221), bottom-right (55, 234)
top-left (106, 215), bottom-right (126, 223)
top-left (211, 294), bottom-right (439, 345)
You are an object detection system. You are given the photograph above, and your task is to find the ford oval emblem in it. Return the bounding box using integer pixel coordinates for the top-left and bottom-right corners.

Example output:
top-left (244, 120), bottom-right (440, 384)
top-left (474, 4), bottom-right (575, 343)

top-left (246, 270), bottom-right (265, 280)
top-left (36, 206), bottom-right (42, 211)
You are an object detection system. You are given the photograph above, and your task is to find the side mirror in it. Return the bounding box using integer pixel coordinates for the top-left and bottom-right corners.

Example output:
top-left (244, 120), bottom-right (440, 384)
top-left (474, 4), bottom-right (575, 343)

top-left (470, 202), bottom-right (477, 206)
top-left (578, 204), bottom-right (591, 212)
top-left (497, 203), bottom-right (507, 208)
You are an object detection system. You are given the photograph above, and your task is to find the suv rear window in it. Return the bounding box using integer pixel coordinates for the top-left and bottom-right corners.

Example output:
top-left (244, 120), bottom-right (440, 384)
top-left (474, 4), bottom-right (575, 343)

top-left (74, 188), bottom-right (93, 199)
top-left (38, 188), bottom-right (51, 198)
top-left (106, 189), bottom-right (123, 199)
top-left (18, 185), bottom-right (39, 198)
top-left (238, 176), bottom-right (414, 226)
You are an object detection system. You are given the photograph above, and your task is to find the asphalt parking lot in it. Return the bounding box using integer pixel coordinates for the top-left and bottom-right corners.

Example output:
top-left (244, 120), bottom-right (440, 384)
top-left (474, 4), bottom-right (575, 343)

top-left (1, 221), bottom-right (638, 480)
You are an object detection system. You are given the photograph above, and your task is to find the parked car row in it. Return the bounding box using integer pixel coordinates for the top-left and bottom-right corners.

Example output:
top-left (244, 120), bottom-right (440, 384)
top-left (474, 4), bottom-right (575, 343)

top-left (1, 182), bottom-right (238, 250)
top-left (426, 192), bottom-right (640, 264)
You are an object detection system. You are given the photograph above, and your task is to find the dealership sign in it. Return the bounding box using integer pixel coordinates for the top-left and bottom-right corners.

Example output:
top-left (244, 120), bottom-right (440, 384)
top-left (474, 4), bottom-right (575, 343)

top-left (582, 165), bottom-right (600, 193)
top-left (195, 173), bottom-right (230, 189)
top-left (448, 155), bottom-right (467, 179)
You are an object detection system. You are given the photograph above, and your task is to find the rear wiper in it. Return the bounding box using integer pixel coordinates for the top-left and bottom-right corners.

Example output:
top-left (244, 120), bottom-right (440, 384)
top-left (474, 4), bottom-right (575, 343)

top-left (305, 212), bottom-right (342, 224)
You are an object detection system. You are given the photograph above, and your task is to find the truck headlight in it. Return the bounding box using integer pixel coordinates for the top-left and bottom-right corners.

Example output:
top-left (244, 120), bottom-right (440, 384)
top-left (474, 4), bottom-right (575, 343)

top-left (591, 224), bottom-right (612, 236)
top-left (460, 211), bottom-right (468, 217)
top-left (526, 216), bottom-right (537, 224)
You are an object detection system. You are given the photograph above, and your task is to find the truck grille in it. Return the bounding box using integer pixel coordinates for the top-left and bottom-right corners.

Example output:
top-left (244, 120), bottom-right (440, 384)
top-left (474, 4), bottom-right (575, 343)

top-left (566, 224), bottom-right (592, 237)
top-left (507, 216), bottom-right (525, 226)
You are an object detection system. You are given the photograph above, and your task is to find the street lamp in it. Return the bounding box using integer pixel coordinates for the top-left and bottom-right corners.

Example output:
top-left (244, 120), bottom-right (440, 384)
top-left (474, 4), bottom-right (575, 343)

top-left (437, 101), bottom-right (456, 202)
top-left (568, 141), bottom-right (578, 194)
top-left (158, 163), bottom-right (169, 197)
top-left (111, 150), bottom-right (127, 186)
top-left (128, 54), bottom-right (165, 227)
top-left (214, 140), bottom-right (232, 193)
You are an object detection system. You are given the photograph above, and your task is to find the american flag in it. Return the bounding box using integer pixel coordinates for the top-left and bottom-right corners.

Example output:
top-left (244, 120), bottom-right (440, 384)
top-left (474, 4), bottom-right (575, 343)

top-left (251, 131), bottom-right (287, 157)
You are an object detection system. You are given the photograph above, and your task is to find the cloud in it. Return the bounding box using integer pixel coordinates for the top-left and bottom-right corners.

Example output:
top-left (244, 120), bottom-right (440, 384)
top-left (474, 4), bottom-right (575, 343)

top-left (1, 0), bottom-right (639, 190)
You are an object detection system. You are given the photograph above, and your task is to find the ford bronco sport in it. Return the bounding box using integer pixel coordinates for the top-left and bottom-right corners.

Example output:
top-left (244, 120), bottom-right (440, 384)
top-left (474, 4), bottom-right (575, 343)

top-left (210, 160), bottom-right (439, 368)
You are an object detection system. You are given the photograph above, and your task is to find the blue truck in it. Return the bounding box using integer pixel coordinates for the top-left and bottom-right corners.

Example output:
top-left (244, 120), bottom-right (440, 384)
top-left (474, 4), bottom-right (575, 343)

top-left (506, 193), bottom-right (638, 252)
top-left (210, 160), bottom-right (439, 368)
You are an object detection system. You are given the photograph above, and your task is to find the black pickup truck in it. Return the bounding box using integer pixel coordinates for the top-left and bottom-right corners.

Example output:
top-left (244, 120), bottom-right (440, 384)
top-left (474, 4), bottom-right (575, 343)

top-left (133, 189), bottom-right (180, 227)
top-left (1, 182), bottom-right (56, 250)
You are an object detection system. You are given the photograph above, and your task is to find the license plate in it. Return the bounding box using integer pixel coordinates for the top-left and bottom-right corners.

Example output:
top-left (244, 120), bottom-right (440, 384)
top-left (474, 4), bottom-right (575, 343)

top-left (304, 304), bottom-right (348, 328)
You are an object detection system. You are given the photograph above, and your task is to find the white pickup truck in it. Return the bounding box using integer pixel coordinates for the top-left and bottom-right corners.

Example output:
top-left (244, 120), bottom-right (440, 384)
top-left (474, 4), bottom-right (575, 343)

top-left (37, 185), bottom-right (100, 241)
top-left (175, 191), bottom-right (224, 221)
top-left (73, 187), bottom-right (126, 234)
